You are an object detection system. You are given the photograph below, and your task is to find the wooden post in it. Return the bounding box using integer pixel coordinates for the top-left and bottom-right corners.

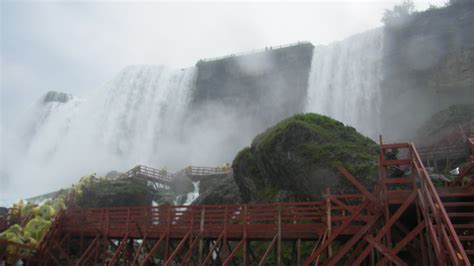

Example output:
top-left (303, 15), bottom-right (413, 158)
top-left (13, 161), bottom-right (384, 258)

top-left (164, 205), bottom-right (172, 261)
top-left (415, 199), bottom-right (429, 266)
top-left (297, 238), bottom-right (301, 266)
top-left (244, 204), bottom-right (248, 266)
top-left (223, 206), bottom-right (228, 258)
top-left (277, 203), bottom-right (282, 266)
top-left (326, 188), bottom-right (333, 258)
top-left (293, 211), bottom-right (301, 266)
top-left (198, 207), bottom-right (205, 264)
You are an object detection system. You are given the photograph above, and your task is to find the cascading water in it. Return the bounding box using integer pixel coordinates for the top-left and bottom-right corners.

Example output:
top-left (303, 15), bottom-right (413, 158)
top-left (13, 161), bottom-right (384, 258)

top-left (173, 181), bottom-right (200, 206)
top-left (2, 31), bottom-right (387, 205)
top-left (2, 65), bottom-right (196, 204)
top-left (305, 28), bottom-right (384, 139)
top-left (184, 181), bottom-right (200, 205)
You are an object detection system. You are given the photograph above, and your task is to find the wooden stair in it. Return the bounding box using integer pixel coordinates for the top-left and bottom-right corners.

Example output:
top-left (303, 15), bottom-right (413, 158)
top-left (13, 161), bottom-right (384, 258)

top-left (441, 190), bottom-right (474, 259)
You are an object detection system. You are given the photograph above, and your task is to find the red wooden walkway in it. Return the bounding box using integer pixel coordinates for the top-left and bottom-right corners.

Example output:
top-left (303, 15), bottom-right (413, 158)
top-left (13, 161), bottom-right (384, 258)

top-left (2, 139), bottom-right (474, 265)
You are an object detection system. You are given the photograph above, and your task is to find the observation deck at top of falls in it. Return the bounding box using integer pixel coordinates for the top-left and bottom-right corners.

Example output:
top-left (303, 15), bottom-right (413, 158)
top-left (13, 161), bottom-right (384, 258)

top-left (196, 41), bottom-right (314, 64)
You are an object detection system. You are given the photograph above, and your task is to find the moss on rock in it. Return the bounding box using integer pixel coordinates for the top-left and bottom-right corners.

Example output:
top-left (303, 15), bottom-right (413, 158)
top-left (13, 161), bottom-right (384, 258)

top-left (76, 178), bottom-right (155, 208)
top-left (233, 113), bottom-right (378, 203)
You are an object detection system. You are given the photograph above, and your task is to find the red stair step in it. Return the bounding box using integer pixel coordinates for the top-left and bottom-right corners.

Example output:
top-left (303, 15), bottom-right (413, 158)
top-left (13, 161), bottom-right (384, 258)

top-left (448, 213), bottom-right (474, 218)
top-left (458, 236), bottom-right (474, 241)
top-left (444, 202), bottom-right (474, 207)
top-left (453, 224), bottom-right (474, 229)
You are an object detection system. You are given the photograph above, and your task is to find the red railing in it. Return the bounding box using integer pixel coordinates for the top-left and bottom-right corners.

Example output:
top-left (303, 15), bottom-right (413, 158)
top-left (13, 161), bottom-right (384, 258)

top-left (411, 143), bottom-right (469, 265)
top-left (179, 166), bottom-right (231, 177)
top-left (59, 202), bottom-right (325, 240)
top-left (417, 143), bottom-right (468, 161)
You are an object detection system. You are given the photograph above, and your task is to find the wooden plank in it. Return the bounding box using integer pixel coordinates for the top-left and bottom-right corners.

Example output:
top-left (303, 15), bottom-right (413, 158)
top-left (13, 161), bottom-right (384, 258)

top-left (381, 143), bottom-right (410, 149)
top-left (382, 159), bottom-right (412, 166)
top-left (376, 222), bottom-right (425, 266)
top-left (364, 236), bottom-right (407, 266)
top-left (324, 213), bottom-right (381, 265)
top-left (303, 200), bottom-right (370, 265)
top-left (383, 177), bottom-right (413, 184)
top-left (337, 166), bottom-right (378, 203)
top-left (352, 191), bottom-right (416, 265)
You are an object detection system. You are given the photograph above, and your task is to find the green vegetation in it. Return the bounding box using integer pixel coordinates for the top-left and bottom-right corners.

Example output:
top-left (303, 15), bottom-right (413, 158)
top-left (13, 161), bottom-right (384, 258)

top-left (381, 0), bottom-right (415, 26)
top-left (0, 174), bottom-right (106, 260)
top-left (233, 113), bottom-right (379, 202)
top-left (76, 177), bottom-right (155, 208)
top-left (0, 197), bottom-right (65, 262)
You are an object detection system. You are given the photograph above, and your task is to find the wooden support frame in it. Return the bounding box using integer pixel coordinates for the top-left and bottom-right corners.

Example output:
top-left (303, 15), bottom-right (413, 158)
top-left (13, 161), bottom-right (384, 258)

top-left (222, 238), bottom-right (246, 265)
top-left (76, 235), bottom-right (100, 266)
top-left (164, 231), bottom-right (191, 265)
top-left (181, 233), bottom-right (202, 265)
top-left (140, 231), bottom-right (169, 266)
top-left (326, 213), bottom-right (381, 265)
top-left (303, 200), bottom-right (370, 265)
top-left (364, 236), bottom-right (407, 266)
top-left (258, 234), bottom-right (278, 266)
top-left (131, 233), bottom-right (148, 265)
top-left (352, 191), bottom-right (417, 265)
top-left (376, 222), bottom-right (425, 266)
top-left (108, 233), bottom-right (129, 266)
top-left (202, 230), bottom-right (226, 265)
top-left (26, 141), bottom-right (474, 265)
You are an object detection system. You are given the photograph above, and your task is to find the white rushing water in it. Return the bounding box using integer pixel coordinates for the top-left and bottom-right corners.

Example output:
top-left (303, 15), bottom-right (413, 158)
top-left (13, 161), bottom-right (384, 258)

top-left (305, 29), bottom-right (384, 139)
top-left (183, 181), bottom-right (200, 205)
top-left (173, 181), bottom-right (200, 206)
top-left (2, 30), bottom-right (386, 205)
top-left (2, 65), bottom-right (196, 204)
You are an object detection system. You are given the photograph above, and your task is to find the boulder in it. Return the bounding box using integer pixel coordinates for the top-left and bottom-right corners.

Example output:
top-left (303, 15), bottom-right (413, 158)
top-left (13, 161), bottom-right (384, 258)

top-left (76, 178), bottom-right (155, 208)
top-left (232, 113), bottom-right (379, 203)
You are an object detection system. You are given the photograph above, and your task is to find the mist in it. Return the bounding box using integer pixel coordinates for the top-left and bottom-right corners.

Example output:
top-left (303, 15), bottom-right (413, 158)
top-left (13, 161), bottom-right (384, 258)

top-left (1, 1), bottom-right (455, 205)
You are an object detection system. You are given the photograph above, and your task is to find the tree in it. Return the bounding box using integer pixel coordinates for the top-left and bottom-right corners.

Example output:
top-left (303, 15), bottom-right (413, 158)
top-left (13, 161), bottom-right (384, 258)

top-left (449, 0), bottom-right (474, 5)
top-left (382, 0), bottom-right (415, 26)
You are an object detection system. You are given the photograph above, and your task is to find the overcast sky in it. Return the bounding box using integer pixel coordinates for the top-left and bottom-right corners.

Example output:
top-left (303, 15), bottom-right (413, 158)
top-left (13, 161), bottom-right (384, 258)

top-left (1, 0), bottom-right (447, 128)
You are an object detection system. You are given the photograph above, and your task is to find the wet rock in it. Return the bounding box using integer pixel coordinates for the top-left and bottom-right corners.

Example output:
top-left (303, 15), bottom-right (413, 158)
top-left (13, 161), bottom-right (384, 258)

top-left (232, 113), bottom-right (379, 203)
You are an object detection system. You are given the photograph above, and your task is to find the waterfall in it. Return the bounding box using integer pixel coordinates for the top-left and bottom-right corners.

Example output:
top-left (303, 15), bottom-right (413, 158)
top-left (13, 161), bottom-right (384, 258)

top-left (305, 28), bottom-right (384, 139)
top-left (183, 181), bottom-right (200, 205)
top-left (2, 65), bottom-right (196, 203)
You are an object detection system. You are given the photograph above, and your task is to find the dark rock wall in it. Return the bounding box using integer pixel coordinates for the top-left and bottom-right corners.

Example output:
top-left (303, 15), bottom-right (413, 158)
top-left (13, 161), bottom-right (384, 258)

top-left (381, 3), bottom-right (474, 140)
top-left (191, 43), bottom-right (314, 127)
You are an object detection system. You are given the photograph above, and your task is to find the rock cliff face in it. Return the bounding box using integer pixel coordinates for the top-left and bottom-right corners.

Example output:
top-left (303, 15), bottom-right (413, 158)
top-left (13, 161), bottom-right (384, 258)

top-left (232, 113), bottom-right (379, 203)
top-left (42, 91), bottom-right (72, 104)
top-left (415, 103), bottom-right (474, 148)
top-left (193, 173), bottom-right (241, 205)
top-left (381, 3), bottom-right (474, 140)
top-left (191, 43), bottom-right (314, 128)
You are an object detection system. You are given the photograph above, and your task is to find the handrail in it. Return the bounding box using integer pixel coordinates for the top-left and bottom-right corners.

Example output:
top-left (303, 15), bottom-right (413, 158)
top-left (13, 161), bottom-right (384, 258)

top-left (469, 138), bottom-right (474, 161)
top-left (417, 143), bottom-right (468, 160)
top-left (119, 165), bottom-right (173, 183)
top-left (199, 41), bottom-right (312, 63)
top-left (180, 166), bottom-right (231, 177)
top-left (58, 202), bottom-right (324, 238)
top-left (118, 165), bottom-right (232, 185)
top-left (410, 143), bottom-right (470, 265)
